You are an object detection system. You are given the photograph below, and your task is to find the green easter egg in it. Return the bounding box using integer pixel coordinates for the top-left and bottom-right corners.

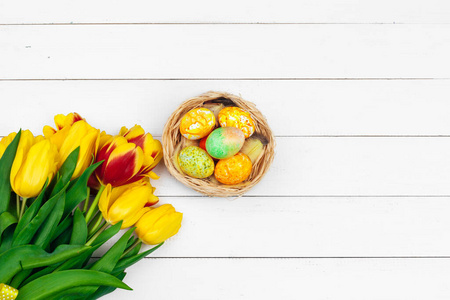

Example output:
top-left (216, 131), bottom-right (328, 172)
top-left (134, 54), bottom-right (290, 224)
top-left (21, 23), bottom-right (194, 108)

top-left (205, 127), bottom-right (245, 159)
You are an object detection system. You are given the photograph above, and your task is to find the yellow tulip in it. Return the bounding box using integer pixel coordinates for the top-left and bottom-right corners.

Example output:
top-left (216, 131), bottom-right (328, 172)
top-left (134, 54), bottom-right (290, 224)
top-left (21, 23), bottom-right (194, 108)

top-left (10, 132), bottom-right (59, 198)
top-left (134, 204), bottom-right (183, 245)
top-left (45, 118), bottom-right (100, 180)
top-left (99, 180), bottom-right (159, 229)
top-left (0, 132), bottom-right (18, 159)
top-left (58, 121), bottom-right (100, 179)
top-left (43, 112), bottom-right (84, 133)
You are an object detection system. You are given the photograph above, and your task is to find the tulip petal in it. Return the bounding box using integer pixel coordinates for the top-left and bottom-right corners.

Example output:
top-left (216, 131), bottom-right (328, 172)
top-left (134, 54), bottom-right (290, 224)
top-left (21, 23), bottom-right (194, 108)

top-left (121, 207), bottom-right (151, 229)
top-left (42, 125), bottom-right (56, 138)
top-left (13, 140), bottom-right (58, 198)
top-left (121, 125), bottom-right (145, 141)
top-left (101, 143), bottom-right (143, 187)
top-left (98, 184), bottom-right (112, 221)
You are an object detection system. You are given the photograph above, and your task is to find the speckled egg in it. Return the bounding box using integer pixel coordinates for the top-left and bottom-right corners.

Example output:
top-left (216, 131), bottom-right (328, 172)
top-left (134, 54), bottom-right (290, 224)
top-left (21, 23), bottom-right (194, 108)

top-left (215, 153), bottom-right (252, 185)
top-left (180, 108), bottom-right (216, 140)
top-left (218, 107), bottom-right (255, 138)
top-left (178, 146), bottom-right (214, 178)
top-left (205, 127), bottom-right (245, 159)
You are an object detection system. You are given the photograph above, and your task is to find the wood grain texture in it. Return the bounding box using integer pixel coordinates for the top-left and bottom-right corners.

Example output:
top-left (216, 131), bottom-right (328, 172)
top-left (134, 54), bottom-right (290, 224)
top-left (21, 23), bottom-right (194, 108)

top-left (1, 25), bottom-right (450, 79)
top-left (1, 80), bottom-right (450, 136)
top-left (95, 196), bottom-right (450, 257)
top-left (108, 258), bottom-right (450, 299)
top-left (1, 0), bottom-right (449, 24)
top-left (3, 1), bottom-right (450, 298)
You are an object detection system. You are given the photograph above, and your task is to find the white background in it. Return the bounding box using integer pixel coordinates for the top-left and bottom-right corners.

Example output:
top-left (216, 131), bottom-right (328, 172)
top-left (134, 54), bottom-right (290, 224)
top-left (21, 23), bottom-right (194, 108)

top-left (2, 1), bottom-right (450, 299)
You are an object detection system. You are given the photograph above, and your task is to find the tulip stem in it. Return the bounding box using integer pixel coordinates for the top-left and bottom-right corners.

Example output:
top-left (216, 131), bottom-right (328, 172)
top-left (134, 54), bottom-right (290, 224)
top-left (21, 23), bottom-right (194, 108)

top-left (86, 222), bottom-right (109, 246)
top-left (120, 239), bottom-right (142, 259)
top-left (87, 211), bottom-right (104, 236)
top-left (83, 187), bottom-right (90, 213)
top-left (16, 194), bottom-right (20, 219)
top-left (19, 197), bottom-right (28, 220)
top-left (85, 185), bottom-right (105, 223)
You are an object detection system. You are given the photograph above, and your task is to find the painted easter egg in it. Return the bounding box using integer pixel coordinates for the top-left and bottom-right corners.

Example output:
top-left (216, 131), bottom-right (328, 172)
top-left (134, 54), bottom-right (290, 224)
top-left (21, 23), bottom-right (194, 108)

top-left (180, 108), bottom-right (216, 140)
top-left (218, 107), bottom-right (255, 138)
top-left (178, 146), bottom-right (214, 178)
top-left (205, 127), bottom-right (245, 159)
top-left (215, 153), bottom-right (252, 185)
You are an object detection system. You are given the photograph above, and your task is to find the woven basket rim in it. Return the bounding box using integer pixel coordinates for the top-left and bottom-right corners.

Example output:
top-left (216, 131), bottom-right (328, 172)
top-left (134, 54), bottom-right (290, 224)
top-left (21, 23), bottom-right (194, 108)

top-left (162, 91), bottom-right (276, 197)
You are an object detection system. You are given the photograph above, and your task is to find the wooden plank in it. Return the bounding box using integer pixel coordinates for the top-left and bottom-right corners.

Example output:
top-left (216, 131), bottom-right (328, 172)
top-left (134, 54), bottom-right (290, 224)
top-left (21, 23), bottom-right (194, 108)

top-left (1, 0), bottom-right (449, 24)
top-left (107, 258), bottom-right (450, 299)
top-left (96, 197), bottom-right (450, 257)
top-left (1, 80), bottom-right (450, 136)
top-left (153, 137), bottom-right (450, 196)
top-left (1, 25), bottom-right (450, 79)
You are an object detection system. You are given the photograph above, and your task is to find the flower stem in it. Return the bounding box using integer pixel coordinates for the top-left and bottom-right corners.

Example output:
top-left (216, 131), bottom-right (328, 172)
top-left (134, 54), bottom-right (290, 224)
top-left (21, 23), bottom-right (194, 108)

top-left (83, 187), bottom-right (90, 213)
top-left (19, 197), bottom-right (28, 220)
top-left (87, 211), bottom-right (104, 236)
top-left (120, 239), bottom-right (142, 259)
top-left (85, 185), bottom-right (105, 223)
top-left (86, 222), bottom-right (109, 246)
top-left (16, 194), bottom-right (20, 219)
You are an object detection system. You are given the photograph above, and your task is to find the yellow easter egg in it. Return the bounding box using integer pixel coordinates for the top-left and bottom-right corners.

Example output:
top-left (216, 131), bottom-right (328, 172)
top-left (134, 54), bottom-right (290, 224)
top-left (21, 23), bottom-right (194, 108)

top-left (180, 108), bottom-right (216, 140)
top-left (218, 107), bottom-right (255, 138)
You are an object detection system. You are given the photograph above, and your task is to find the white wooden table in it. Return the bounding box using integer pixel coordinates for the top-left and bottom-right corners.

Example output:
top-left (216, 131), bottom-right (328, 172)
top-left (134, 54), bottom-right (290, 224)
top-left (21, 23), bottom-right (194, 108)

top-left (2, 1), bottom-right (450, 299)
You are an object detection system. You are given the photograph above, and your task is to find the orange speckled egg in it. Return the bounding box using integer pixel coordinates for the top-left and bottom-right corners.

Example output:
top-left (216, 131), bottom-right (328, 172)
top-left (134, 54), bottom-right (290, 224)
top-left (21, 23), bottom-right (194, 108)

top-left (180, 108), bottom-right (216, 140)
top-left (218, 107), bottom-right (255, 138)
top-left (214, 152), bottom-right (252, 185)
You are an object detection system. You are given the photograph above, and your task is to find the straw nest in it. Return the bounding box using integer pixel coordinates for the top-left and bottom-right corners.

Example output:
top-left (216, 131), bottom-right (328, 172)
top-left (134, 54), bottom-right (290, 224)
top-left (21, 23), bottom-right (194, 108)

top-left (162, 91), bottom-right (275, 197)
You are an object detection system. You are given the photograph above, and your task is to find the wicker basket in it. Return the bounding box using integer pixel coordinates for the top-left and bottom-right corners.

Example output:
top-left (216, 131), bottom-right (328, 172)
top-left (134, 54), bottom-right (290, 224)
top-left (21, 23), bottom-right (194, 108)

top-left (162, 91), bottom-right (275, 197)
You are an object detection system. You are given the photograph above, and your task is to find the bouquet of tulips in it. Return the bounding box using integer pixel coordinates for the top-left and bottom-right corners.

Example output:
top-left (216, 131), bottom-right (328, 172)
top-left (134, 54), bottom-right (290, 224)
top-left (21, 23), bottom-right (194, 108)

top-left (0, 113), bottom-right (182, 300)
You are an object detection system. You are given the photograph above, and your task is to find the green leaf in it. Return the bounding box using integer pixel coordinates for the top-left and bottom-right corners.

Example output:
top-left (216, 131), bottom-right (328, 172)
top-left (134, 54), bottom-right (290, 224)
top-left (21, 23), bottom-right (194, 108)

top-left (19, 264), bottom-right (59, 288)
top-left (0, 226), bottom-right (15, 254)
top-left (91, 227), bottom-right (135, 272)
top-left (113, 242), bottom-right (164, 273)
top-left (124, 236), bottom-right (141, 258)
top-left (13, 183), bottom-right (48, 241)
top-left (16, 270), bottom-right (132, 300)
top-left (33, 191), bottom-right (65, 249)
top-left (0, 244), bottom-right (90, 283)
top-left (0, 130), bottom-right (21, 215)
top-left (51, 147), bottom-right (79, 198)
top-left (51, 214), bottom-right (73, 245)
top-left (70, 208), bottom-right (88, 245)
top-left (12, 186), bottom-right (68, 247)
top-left (90, 221), bottom-right (122, 248)
top-left (9, 269), bottom-right (32, 289)
top-left (64, 161), bottom-right (103, 217)
top-left (50, 229), bottom-right (72, 251)
top-left (0, 211), bottom-right (17, 244)
top-left (52, 246), bottom-right (98, 272)
top-left (86, 271), bottom-right (127, 300)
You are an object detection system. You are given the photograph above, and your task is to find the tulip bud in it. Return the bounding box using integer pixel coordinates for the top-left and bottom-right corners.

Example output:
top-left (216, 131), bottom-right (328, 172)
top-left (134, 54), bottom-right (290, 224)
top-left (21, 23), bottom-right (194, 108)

top-left (45, 116), bottom-right (100, 180)
top-left (58, 121), bottom-right (100, 179)
top-left (134, 204), bottom-right (183, 245)
top-left (99, 180), bottom-right (159, 229)
top-left (10, 133), bottom-right (59, 198)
